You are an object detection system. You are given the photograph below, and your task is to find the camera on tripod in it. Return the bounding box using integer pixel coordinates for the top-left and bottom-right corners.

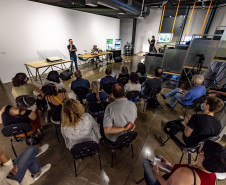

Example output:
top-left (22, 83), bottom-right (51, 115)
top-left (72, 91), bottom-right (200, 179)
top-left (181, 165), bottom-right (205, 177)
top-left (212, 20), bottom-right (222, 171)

top-left (197, 54), bottom-right (205, 61)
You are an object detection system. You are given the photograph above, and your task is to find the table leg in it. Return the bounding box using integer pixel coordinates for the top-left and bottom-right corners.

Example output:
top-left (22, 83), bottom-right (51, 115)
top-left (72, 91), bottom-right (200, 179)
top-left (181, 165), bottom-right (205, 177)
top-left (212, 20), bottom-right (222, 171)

top-left (25, 65), bottom-right (33, 82)
top-left (37, 69), bottom-right (43, 85)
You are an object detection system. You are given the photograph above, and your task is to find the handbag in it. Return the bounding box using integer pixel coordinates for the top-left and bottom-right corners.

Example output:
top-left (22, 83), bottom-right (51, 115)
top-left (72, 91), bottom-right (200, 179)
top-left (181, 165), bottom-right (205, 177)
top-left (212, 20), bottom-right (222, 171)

top-left (60, 69), bottom-right (73, 81)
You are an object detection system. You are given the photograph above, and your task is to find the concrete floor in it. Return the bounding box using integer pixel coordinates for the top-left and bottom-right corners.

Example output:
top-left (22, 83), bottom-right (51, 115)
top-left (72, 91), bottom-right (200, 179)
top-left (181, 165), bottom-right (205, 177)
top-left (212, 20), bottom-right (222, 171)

top-left (0, 55), bottom-right (225, 185)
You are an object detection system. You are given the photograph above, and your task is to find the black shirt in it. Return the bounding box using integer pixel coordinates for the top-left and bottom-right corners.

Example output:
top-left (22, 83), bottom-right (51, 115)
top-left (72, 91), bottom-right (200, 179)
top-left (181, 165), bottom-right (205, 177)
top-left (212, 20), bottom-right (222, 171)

top-left (183, 114), bottom-right (221, 147)
top-left (67, 44), bottom-right (77, 57)
top-left (86, 92), bottom-right (108, 113)
top-left (2, 105), bottom-right (31, 126)
top-left (149, 39), bottom-right (155, 51)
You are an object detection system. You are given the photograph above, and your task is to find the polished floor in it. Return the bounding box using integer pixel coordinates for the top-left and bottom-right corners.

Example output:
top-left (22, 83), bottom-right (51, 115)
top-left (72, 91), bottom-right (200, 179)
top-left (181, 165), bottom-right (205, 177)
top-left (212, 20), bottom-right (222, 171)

top-left (0, 55), bottom-right (225, 185)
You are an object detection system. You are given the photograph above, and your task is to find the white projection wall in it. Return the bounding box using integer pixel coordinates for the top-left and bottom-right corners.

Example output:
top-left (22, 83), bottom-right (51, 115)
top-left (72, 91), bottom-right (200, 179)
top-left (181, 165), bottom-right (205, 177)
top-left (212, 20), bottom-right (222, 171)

top-left (120, 18), bottom-right (133, 54)
top-left (0, 0), bottom-right (120, 83)
top-left (134, 8), bottom-right (162, 53)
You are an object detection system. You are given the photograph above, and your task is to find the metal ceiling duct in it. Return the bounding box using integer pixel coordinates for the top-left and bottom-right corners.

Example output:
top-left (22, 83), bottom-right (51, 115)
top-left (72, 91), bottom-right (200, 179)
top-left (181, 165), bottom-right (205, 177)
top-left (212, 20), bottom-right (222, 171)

top-left (98, 0), bottom-right (142, 15)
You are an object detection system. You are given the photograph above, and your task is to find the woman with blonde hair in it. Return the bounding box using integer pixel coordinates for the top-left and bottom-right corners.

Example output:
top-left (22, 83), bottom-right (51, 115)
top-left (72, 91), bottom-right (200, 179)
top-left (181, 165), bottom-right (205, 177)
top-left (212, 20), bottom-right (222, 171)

top-left (86, 81), bottom-right (108, 116)
top-left (61, 99), bottom-right (101, 150)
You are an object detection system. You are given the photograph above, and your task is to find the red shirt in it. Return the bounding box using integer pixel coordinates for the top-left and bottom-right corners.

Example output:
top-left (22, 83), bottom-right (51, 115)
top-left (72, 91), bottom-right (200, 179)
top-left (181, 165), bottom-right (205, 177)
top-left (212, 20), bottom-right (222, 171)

top-left (167, 164), bottom-right (216, 185)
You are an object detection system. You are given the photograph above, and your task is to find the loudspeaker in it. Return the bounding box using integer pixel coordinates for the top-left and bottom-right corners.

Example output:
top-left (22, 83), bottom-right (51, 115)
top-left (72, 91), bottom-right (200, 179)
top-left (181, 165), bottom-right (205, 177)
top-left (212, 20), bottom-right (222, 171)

top-left (60, 70), bottom-right (73, 81)
top-left (114, 56), bottom-right (123, 63)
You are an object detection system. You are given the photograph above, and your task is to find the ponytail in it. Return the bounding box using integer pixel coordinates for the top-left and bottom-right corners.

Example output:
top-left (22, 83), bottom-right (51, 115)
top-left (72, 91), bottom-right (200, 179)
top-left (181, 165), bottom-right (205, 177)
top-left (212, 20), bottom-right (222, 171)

top-left (91, 81), bottom-right (101, 103)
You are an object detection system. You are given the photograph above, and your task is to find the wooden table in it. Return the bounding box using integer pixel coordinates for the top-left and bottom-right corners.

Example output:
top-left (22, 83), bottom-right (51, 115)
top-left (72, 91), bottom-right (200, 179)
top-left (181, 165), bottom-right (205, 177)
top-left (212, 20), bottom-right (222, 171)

top-left (24, 59), bottom-right (72, 85)
top-left (77, 51), bottom-right (113, 67)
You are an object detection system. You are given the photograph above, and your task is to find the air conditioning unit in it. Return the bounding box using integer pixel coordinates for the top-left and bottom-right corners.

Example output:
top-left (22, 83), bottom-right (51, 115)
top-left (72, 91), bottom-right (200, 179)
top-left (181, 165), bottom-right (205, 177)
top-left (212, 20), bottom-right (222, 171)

top-left (85, 0), bottom-right (98, 7)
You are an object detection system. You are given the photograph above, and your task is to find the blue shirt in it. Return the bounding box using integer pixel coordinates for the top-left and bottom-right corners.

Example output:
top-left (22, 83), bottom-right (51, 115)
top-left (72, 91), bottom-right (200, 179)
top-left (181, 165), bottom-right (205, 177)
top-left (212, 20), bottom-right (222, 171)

top-left (86, 92), bottom-right (108, 112)
top-left (100, 76), bottom-right (117, 89)
top-left (180, 86), bottom-right (206, 106)
top-left (67, 44), bottom-right (77, 57)
top-left (71, 78), bottom-right (90, 91)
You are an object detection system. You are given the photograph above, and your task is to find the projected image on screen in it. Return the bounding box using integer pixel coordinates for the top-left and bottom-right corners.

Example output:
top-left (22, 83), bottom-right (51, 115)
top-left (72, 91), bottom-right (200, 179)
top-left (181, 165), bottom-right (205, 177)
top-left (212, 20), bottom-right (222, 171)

top-left (159, 33), bottom-right (173, 43)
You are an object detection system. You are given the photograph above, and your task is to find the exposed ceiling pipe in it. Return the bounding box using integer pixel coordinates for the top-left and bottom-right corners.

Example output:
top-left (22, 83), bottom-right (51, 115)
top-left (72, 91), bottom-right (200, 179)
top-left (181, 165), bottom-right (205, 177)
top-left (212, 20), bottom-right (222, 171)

top-left (98, 0), bottom-right (141, 15)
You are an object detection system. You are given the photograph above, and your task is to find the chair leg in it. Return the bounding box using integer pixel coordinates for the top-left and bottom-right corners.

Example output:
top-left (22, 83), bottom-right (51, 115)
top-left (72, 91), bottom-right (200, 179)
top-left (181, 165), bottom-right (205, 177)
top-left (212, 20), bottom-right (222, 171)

top-left (188, 152), bottom-right (191, 164)
top-left (55, 124), bottom-right (60, 143)
top-left (111, 151), bottom-right (114, 168)
top-left (136, 177), bottom-right (145, 184)
top-left (131, 143), bottom-right (134, 158)
top-left (179, 151), bottom-right (185, 164)
top-left (98, 149), bottom-right (102, 170)
top-left (74, 158), bottom-right (77, 177)
top-left (11, 139), bottom-right (17, 158)
top-left (184, 109), bottom-right (187, 118)
top-left (161, 137), bottom-right (171, 147)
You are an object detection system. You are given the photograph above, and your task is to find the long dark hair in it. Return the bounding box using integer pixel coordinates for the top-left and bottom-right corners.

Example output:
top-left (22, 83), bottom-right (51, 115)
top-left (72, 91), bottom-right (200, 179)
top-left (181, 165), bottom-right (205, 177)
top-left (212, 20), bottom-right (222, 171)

top-left (12, 73), bottom-right (27, 87)
top-left (121, 66), bottom-right (129, 76)
top-left (136, 63), bottom-right (146, 75)
top-left (47, 71), bottom-right (60, 83)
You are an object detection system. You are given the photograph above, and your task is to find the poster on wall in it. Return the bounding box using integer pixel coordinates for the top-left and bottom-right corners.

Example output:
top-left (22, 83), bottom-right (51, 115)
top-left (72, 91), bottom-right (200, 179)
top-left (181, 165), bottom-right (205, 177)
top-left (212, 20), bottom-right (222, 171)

top-left (114, 39), bottom-right (121, 49)
top-left (106, 39), bottom-right (121, 50)
top-left (106, 39), bottom-right (114, 49)
top-left (158, 33), bottom-right (173, 43)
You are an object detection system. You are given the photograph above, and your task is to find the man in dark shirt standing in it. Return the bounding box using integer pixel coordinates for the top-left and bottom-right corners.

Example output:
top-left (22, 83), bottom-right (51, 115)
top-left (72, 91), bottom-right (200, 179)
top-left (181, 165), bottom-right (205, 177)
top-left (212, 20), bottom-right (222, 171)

top-left (67, 39), bottom-right (78, 71)
top-left (148, 35), bottom-right (155, 52)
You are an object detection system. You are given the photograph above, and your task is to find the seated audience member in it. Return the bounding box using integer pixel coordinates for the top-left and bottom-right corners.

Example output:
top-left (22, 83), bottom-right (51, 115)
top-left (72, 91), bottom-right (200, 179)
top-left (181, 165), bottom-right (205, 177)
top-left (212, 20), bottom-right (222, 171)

top-left (124, 72), bottom-right (141, 93)
top-left (42, 83), bottom-right (68, 122)
top-left (92, 45), bottom-right (99, 54)
top-left (11, 73), bottom-right (43, 99)
top-left (71, 70), bottom-right (90, 91)
top-left (100, 67), bottom-right (117, 90)
top-left (142, 67), bottom-right (163, 96)
top-left (44, 71), bottom-right (65, 91)
top-left (155, 96), bottom-right (224, 147)
top-left (61, 99), bottom-right (101, 150)
top-left (103, 83), bottom-right (137, 142)
top-left (0, 95), bottom-right (41, 136)
top-left (208, 83), bottom-right (226, 101)
top-left (142, 140), bottom-right (226, 185)
top-left (161, 75), bottom-right (206, 108)
top-left (116, 65), bottom-right (129, 80)
top-left (0, 146), bottom-right (51, 184)
top-left (136, 63), bottom-right (147, 78)
top-left (86, 81), bottom-right (108, 115)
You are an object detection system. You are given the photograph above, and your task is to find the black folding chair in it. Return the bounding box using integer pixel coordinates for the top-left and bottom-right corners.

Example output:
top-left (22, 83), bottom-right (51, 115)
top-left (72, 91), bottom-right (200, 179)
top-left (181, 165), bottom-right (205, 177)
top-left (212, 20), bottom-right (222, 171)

top-left (161, 123), bottom-right (220, 164)
top-left (117, 77), bottom-right (129, 86)
top-left (126, 90), bottom-right (140, 102)
top-left (143, 87), bottom-right (161, 112)
top-left (70, 141), bottom-right (102, 177)
top-left (105, 131), bottom-right (137, 167)
top-left (73, 86), bottom-right (89, 104)
top-left (1, 123), bottom-right (33, 157)
top-left (139, 77), bottom-right (146, 84)
top-left (103, 83), bottom-right (115, 94)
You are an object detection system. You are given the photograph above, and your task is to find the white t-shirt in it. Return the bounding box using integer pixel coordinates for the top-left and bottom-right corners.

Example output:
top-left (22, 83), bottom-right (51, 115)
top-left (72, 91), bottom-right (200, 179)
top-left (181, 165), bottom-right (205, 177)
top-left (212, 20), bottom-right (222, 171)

top-left (124, 83), bottom-right (141, 93)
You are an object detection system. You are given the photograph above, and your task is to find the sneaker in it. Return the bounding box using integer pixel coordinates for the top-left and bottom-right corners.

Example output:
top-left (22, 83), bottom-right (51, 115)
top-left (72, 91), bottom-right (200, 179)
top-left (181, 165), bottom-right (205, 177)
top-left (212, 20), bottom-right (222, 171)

top-left (36, 144), bottom-right (49, 157)
top-left (34, 164), bottom-right (51, 181)
top-left (160, 93), bottom-right (166, 99)
top-left (155, 134), bottom-right (164, 145)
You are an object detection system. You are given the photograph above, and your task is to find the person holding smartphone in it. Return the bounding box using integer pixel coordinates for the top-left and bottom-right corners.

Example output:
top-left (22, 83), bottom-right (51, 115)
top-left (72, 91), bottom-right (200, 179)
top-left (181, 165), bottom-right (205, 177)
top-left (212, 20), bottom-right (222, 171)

top-left (67, 39), bottom-right (78, 71)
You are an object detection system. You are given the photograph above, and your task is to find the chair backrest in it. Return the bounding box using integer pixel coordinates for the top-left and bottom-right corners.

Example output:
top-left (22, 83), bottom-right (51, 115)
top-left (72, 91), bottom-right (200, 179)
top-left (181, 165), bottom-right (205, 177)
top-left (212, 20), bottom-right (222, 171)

top-left (103, 83), bottom-right (115, 94)
top-left (73, 86), bottom-right (89, 96)
top-left (126, 90), bottom-right (140, 99)
top-left (94, 102), bottom-right (109, 112)
top-left (2, 123), bottom-right (32, 137)
top-left (139, 77), bottom-right (146, 84)
top-left (117, 77), bottom-right (129, 86)
top-left (71, 141), bottom-right (98, 159)
top-left (113, 131), bottom-right (137, 149)
top-left (145, 87), bottom-right (161, 99)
